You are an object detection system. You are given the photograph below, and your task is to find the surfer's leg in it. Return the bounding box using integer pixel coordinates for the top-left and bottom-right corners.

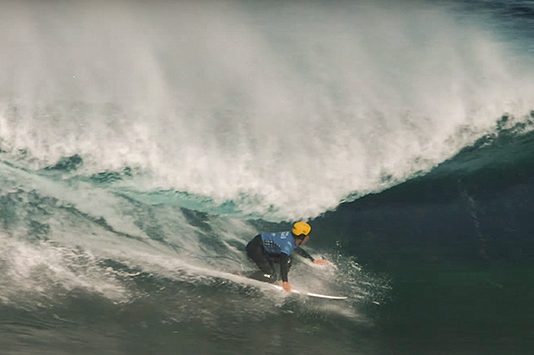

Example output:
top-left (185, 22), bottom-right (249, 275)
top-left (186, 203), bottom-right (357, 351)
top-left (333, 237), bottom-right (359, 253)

top-left (246, 235), bottom-right (276, 276)
top-left (266, 257), bottom-right (277, 281)
top-left (246, 235), bottom-right (263, 259)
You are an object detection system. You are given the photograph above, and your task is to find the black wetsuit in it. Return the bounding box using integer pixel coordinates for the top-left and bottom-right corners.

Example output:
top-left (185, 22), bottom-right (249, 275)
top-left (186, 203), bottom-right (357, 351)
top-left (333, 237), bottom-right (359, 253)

top-left (245, 234), bottom-right (314, 282)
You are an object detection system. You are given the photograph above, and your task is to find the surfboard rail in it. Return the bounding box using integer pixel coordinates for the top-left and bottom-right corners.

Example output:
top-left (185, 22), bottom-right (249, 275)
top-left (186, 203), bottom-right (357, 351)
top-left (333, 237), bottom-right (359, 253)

top-left (270, 284), bottom-right (348, 300)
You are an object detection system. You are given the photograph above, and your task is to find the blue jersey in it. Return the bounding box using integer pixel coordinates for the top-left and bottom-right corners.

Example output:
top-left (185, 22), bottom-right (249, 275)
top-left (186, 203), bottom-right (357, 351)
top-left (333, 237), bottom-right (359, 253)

top-left (260, 231), bottom-right (297, 256)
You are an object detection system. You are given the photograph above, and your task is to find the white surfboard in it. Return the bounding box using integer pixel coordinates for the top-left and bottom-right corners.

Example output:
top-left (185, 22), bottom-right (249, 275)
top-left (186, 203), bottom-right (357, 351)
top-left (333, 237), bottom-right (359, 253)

top-left (235, 272), bottom-right (348, 300)
top-left (270, 284), bottom-right (348, 300)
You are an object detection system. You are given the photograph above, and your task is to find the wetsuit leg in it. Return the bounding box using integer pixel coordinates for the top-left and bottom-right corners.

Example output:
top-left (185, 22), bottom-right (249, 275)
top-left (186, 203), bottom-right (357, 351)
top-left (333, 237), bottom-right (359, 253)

top-left (246, 235), bottom-right (275, 276)
top-left (288, 256), bottom-right (292, 271)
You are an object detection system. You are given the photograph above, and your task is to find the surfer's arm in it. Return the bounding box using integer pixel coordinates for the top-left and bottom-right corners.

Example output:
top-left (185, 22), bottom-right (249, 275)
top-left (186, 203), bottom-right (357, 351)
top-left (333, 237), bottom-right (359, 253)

top-left (296, 248), bottom-right (330, 265)
top-left (279, 253), bottom-right (290, 282)
top-left (295, 247), bottom-right (315, 261)
top-left (279, 253), bottom-right (292, 292)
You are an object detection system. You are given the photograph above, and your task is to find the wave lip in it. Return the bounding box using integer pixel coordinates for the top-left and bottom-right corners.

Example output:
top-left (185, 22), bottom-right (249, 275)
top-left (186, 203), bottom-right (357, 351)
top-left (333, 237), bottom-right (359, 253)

top-left (1, 1), bottom-right (534, 219)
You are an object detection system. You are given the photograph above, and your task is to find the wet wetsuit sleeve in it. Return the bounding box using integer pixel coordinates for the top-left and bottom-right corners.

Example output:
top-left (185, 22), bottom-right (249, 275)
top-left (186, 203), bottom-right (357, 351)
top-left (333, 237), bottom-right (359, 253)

top-left (295, 247), bottom-right (314, 262)
top-left (280, 253), bottom-right (290, 282)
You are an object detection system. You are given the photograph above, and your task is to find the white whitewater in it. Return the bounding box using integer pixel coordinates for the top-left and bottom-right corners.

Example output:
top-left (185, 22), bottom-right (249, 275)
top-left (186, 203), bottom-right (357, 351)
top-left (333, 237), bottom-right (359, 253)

top-left (0, 0), bottom-right (533, 220)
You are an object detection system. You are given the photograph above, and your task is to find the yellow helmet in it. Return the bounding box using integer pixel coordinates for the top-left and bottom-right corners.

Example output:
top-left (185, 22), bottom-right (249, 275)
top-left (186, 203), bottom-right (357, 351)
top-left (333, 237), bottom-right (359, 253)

top-left (292, 221), bottom-right (311, 237)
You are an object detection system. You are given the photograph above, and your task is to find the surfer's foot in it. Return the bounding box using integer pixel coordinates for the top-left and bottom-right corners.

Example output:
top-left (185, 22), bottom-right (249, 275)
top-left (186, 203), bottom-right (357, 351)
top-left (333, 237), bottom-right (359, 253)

top-left (246, 271), bottom-right (277, 283)
top-left (263, 273), bottom-right (278, 282)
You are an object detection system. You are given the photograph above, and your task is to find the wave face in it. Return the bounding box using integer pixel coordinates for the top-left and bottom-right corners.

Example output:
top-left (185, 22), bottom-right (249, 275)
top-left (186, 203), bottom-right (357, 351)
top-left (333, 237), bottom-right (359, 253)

top-left (0, 152), bottom-right (386, 355)
top-left (1, 0), bottom-right (533, 219)
top-left (318, 123), bottom-right (534, 263)
top-left (1, 1), bottom-right (534, 354)
top-left (314, 127), bottom-right (534, 354)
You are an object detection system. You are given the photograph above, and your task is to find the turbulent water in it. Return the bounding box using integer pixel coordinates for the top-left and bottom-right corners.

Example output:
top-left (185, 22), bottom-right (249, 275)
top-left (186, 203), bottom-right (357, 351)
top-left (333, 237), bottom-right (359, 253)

top-left (1, 1), bottom-right (533, 354)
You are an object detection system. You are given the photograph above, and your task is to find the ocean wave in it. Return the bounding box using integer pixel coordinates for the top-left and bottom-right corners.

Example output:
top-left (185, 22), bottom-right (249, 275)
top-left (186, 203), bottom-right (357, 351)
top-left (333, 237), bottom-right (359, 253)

top-left (1, 1), bottom-right (533, 219)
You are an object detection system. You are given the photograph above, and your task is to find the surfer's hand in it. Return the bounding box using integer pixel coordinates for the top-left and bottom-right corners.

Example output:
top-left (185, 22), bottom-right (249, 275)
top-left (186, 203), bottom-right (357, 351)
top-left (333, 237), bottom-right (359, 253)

top-left (282, 281), bottom-right (292, 293)
top-left (313, 258), bottom-right (329, 266)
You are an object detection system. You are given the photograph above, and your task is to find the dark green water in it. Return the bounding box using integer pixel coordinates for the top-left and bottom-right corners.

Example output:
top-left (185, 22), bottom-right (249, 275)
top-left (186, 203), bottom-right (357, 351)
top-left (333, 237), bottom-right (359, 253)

top-left (313, 128), bottom-right (534, 354)
top-left (1, 0), bottom-right (534, 353)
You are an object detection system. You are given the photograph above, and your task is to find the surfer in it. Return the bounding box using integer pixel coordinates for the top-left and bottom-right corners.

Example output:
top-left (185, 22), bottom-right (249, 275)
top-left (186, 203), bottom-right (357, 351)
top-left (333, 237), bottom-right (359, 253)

top-left (245, 221), bottom-right (329, 292)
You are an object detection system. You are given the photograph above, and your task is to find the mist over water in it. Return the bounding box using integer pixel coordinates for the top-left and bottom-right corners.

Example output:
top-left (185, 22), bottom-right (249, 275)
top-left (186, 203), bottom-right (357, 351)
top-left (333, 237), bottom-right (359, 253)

top-left (1, 0), bottom-right (532, 219)
top-left (1, 1), bottom-right (534, 354)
